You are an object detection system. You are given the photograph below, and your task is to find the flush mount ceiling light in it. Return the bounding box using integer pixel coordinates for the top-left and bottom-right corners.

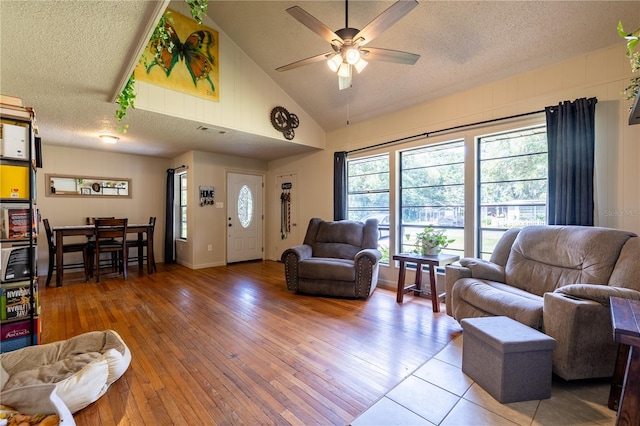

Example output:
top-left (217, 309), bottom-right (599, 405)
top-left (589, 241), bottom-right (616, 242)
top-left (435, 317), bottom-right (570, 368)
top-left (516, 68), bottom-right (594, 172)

top-left (276, 0), bottom-right (420, 90)
top-left (99, 135), bottom-right (119, 144)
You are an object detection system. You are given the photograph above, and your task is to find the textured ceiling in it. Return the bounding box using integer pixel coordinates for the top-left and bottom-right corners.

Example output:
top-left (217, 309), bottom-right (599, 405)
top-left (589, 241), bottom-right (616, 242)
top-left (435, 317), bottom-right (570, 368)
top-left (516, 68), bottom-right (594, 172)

top-left (1, 1), bottom-right (638, 160)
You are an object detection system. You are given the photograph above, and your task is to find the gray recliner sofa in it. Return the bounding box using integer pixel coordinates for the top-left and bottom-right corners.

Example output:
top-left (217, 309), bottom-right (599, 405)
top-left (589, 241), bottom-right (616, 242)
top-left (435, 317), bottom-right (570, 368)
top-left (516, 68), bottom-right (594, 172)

top-left (281, 217), bottom-right (382, 299)
top-left (446, 225), bottom-right (640, 380)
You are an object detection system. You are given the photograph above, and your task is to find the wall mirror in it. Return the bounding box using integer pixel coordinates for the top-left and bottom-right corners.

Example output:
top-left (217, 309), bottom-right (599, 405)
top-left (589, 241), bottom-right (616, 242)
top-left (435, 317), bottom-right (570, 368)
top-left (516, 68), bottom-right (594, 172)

top-left (45, 174), bottom-right (131, 198)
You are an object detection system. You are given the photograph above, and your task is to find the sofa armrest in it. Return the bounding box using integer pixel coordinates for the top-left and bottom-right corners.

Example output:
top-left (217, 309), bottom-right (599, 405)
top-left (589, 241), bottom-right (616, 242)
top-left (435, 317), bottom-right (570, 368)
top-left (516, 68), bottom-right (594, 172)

top-left (459, 258), bottom-right (506, 282)
top-left (445, 265), bottom-right (472, 316)
top-left (355, 248), bottom-right (382, 264)
top-left (281, 244), bottom-right (312, 262)
top-left (554, 284), bottom-right (640, 306)
top-left (354, 249), bottom-right (382, 299)
top-left (543, 292), bottom-right (619, 380)
top-left (281, 244), bottom-right (312, 292)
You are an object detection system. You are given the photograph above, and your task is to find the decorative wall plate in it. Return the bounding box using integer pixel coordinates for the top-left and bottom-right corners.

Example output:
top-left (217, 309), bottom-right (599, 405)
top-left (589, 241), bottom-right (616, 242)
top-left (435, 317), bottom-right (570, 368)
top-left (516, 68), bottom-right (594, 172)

top-left (270, 106), bottom-right (299, 140)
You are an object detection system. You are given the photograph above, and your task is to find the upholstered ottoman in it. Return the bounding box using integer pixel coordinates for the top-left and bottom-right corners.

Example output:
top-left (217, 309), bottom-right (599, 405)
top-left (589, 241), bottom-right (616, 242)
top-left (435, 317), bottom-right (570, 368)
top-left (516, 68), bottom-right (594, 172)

top-left (461, 316), bottom-right (556, 403)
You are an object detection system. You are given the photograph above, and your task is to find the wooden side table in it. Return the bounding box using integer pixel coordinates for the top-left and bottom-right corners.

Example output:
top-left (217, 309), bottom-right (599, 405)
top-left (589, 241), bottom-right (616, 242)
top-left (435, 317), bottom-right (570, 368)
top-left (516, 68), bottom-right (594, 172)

top-left (392, 253), bottom-right (460, 312)
top-left (609, 296), bottom-right (640, 426)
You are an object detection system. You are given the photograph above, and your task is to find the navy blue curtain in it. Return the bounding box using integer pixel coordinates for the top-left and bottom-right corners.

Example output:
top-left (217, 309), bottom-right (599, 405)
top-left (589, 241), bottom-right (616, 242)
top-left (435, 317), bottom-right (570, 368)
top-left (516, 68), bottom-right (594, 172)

top-left (164, 169), bottom-right (176, 263)
top-left (545, 97), bottom-right (597, 226)
top-left (334, 151), bottom-right (348, 221)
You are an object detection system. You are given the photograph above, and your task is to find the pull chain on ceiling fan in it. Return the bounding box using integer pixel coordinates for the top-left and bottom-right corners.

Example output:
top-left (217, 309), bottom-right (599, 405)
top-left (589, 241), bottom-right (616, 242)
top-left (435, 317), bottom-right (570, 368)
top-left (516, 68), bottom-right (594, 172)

top-left (276, 0), bottom-right (420, 90)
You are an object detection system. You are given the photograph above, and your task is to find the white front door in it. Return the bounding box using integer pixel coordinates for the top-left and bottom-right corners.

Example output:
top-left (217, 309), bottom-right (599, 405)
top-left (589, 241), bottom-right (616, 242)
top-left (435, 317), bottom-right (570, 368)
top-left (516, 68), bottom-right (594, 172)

top-left (227, 173), bottom-right (263, 263)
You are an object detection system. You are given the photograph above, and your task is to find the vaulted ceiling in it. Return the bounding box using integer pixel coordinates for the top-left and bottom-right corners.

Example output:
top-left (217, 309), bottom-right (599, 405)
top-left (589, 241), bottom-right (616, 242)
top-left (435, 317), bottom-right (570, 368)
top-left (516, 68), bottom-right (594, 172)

top-left (1, 1), bottom-right (638, 160)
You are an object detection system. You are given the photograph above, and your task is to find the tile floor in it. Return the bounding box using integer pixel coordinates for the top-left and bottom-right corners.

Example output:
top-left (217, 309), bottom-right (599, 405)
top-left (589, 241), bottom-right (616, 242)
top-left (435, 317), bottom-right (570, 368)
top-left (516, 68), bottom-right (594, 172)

top-left (351, 335), bottom-right (617, 425)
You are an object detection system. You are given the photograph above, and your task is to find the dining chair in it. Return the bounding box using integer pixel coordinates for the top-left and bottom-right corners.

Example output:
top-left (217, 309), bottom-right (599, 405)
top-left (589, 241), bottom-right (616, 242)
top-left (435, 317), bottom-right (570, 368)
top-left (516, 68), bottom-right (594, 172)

top-left (85, 217), bottom-right (116, 272)
top-left (93, 218), bottom-right (128, 283)
top-left (43, 218), bottom-right (91, 286)
top-left (127, 216), bottom-right (157, 273)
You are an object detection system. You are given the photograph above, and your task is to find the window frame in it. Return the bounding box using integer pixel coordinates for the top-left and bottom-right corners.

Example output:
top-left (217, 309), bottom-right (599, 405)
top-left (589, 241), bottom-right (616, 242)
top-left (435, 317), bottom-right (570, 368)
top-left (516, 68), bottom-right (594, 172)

top-left (178, 172), bottom-right (187, 240)
top-left (476, 125), bottom-right (548, 258)
top-left (346, 153), bottom-right (390, 263)
top-left (398, 139), bottom-right (466, 258)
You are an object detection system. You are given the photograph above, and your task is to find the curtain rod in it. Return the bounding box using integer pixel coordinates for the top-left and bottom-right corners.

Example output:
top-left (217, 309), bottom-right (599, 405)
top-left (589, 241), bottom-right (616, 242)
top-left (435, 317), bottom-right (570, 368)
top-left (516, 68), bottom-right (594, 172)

top-left (347, 109), bottom-right (545, 155)
top-left (168, 165), bottom-right (188, 172)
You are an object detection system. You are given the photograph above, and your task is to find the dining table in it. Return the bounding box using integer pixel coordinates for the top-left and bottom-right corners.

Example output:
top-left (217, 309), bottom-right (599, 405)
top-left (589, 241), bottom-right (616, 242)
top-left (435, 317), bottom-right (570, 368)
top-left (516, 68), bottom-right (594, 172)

top-left (52, 223), bottom-right (155, 287)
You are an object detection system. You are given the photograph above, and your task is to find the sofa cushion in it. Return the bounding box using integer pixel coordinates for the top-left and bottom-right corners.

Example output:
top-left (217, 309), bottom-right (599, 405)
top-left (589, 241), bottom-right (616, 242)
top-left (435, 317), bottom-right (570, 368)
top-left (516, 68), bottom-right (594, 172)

top-left (452, 278), bottom-right (544, 329)
top-left (312, 221), bottom-right (364, 259)
top-left (609, 237), bottom-right (640, 290)
top-left (299, 258), bottom-right (356, 282)
top-left (489, 228), bottom-right (520, 266)
top-left (505, 226), bottom-right (635, 296)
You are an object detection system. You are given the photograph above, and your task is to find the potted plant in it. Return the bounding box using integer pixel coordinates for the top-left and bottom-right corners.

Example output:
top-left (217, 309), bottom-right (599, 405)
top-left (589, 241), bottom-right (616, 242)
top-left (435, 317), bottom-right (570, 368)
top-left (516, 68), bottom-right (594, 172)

top-left (411, 226), bottom-right (455, 256)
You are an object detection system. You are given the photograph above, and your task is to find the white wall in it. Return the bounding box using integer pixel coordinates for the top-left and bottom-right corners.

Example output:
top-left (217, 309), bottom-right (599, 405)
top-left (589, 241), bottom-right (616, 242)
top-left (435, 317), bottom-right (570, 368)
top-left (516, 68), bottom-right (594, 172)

top-left (36, 144), bottom-right (169, 274)
top-left (175, 150), bottom-right (268, 269)
top-left (265, 43), bottom-right (640, 288)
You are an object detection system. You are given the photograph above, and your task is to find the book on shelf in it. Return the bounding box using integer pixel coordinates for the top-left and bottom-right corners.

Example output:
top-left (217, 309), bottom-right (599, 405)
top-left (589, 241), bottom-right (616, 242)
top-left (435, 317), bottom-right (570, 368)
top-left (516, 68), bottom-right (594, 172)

top-left (0, 315), bottom-right (40, 352)
top-left (0, 244), bottom-right (36, 282)
top-left (1, 279), bottom-right (38, 320)
top-left (1, 205), bottom-right (37, 240)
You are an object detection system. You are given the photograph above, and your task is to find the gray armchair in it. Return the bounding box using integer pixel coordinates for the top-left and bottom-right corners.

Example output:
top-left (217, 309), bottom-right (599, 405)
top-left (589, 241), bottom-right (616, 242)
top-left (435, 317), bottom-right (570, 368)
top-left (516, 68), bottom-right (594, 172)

top-left (281, 218), bottom-right (382, 299)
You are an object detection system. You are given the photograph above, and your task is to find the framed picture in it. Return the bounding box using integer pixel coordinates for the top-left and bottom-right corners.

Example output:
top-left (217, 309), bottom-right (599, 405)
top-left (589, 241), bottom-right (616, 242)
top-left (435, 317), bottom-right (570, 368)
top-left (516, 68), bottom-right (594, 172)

top-left (81, 188), bottom-right (91, 195)
top-left (134, 8), bottom-right (219, 102)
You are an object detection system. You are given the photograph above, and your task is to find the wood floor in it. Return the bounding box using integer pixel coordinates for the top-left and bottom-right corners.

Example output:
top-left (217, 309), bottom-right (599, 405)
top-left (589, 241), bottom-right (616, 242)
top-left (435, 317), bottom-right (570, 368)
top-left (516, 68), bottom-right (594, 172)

top-left (39, 261), bottom-right (463, 425)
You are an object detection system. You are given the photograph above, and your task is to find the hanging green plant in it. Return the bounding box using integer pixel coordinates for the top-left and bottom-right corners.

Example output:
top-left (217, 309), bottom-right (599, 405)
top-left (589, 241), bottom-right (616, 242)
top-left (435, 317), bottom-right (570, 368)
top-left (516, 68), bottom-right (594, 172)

top-left (141, 12), bottom-right (174, 69)
top-left (114, 0), bottom-right (208, 128)
top-left (617, 21), bottom-right (640, 101)
top-left (115, 74), bottom-right (136, 133)
top-left (185, 0), bottom-right (208, 25)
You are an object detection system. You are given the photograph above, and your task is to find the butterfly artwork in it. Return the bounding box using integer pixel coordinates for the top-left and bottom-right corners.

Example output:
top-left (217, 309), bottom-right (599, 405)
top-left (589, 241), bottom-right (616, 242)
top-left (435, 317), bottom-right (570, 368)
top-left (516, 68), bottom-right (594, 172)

top-left (136, 9), bottom-right (219, 101)
top-left (147, 22), bottom-right (216, 93)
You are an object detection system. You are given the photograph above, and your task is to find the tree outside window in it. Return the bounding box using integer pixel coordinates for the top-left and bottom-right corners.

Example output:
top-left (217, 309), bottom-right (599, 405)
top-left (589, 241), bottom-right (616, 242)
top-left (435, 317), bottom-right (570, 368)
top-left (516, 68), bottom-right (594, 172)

top-left (400, 140), bottom-right (465, 257)
top-left (346, 154), bottom-right (390, 263)
top-left (478, 126), bottom-right (547, 258)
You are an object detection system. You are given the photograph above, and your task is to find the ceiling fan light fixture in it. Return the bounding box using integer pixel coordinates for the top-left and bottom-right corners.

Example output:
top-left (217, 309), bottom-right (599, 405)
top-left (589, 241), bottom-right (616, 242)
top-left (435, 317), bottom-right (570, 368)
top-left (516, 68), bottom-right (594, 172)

top-left (344, 47), bottom-right (361, 65)
top-left (337, 62), bottom-right (351, 78)
top-left (327, 54), bottom-right (343, 72)
top-left (354, 58), bottom-right (368, 73)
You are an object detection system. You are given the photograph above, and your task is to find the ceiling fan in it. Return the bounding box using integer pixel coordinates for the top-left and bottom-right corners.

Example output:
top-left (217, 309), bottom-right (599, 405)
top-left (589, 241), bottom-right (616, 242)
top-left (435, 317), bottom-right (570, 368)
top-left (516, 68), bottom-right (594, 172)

top-left (276, 0), bottom-right (420, 90)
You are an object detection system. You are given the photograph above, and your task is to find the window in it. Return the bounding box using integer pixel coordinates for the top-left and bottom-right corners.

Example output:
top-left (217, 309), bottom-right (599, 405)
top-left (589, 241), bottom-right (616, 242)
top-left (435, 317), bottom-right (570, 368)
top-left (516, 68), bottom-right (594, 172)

top-left (346, 154), bottom-right (390, 262)
top-left (179, 172), bottom-right (187, 240)
top-left (400, 140), bottom-right (465, 257)
top-left (237, 184), bottom-right (253, 228)
top-left (478, 126), bottom-right (547, 259)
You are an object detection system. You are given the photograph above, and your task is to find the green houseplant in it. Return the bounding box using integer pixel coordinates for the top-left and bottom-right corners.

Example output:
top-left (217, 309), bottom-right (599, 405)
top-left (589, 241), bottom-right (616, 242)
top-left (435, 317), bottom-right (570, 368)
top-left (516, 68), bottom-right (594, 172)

top-left (411, 226), bottom-right (455, 256)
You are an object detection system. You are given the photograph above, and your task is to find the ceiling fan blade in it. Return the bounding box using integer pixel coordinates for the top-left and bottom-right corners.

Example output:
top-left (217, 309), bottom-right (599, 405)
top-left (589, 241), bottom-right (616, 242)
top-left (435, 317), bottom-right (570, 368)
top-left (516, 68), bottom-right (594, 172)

top-left (276, 52), bottom-right (334, 72)
top-left (354, 0), bottom-right (418, 46)
top-left (361, 47), bottom-right (420, 65)
top-left (286, 6), bottom-right (343, 47)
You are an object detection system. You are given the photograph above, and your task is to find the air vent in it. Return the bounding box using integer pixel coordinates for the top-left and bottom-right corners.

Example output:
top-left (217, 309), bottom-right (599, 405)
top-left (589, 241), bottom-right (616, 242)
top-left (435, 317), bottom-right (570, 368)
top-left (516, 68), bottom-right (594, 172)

top-left (197, 125), bottom-right (227, 134)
